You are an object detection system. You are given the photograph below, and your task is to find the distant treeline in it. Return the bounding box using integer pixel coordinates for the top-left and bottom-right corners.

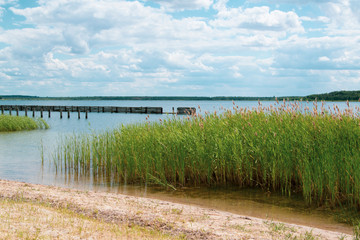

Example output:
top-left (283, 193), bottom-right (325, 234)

top-left (303, 90), bottom-right (360, 101)
top-left (1, 90), bottom-right (360, 101)
top-left (0, 95), bottom-right (276, 101)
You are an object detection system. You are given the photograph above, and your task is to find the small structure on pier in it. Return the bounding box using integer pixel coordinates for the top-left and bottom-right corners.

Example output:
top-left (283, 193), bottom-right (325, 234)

top-left (177, 107), bottom-right (196, 115)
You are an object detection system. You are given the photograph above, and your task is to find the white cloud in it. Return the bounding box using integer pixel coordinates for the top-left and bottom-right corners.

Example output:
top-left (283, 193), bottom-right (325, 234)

top-left (0, 0), bottom-right (359, 96)
top-left (8, 0), bottom-right (217, 55)
top-left (165, 51), bottom-right (213, 72)
top-left (211, 6), bottom-right (304, 33)
top-left (62, 26), bottom-right (90, 54)
top-left (0, 71), bottom-right (11, 80)
top-left (246, 0), bottom-right (332, 4)
top-left (146, 0), bottom-right (214, 11)
top-left (319, 56), bottom-right (330, 62)
top-left (212, 0), bottom-right (227, 12)
top-left (321, 0), bottom-right (360, 33)
top-left (300, 16), bottom-right (330, 23)
top-left (273, 35), bottom-right (360, 70)
top-left (44, 53), bottom-right (68, 71)
top-left (0, 0), bottom-right (17, 5)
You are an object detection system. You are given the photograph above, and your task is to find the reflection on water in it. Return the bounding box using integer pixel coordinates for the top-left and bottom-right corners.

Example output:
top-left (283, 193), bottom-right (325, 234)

top-left (1, 100), bottom-right (359, 235)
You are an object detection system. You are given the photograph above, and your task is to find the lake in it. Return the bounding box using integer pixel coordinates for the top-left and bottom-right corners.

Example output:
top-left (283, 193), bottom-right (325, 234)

top-left (0, 99), bottom-right (358, 234)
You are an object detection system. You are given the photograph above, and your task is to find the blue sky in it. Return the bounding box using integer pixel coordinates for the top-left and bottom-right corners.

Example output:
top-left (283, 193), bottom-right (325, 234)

top-left (0, 0), bottom-right (359, 97)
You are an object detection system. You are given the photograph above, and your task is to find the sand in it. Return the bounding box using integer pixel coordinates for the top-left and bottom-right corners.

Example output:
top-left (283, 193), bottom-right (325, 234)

top-left (0, 179), bottom-right (353, 239)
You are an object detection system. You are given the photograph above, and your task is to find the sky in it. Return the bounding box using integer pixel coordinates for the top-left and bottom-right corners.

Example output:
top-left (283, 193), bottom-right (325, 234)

top-left (0, 0), bottom-right (359, 97)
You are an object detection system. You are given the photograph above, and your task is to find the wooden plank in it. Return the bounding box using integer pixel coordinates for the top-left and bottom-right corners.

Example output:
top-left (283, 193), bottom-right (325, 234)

top-left (117, 107), bottom-right (129, 113)
top-left (130, 107), bottom-right (146, 113)
top-left (146, 107), bottom-right (162, 114)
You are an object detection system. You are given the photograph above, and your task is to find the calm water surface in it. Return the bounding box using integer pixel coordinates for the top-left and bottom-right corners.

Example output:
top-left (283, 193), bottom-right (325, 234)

top-left (0, 100), bottom-right (358, 234)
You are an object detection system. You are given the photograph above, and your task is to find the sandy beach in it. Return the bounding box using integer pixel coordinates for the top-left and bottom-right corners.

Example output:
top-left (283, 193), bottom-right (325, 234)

top-left (0, 179), bottom-right (353, 239)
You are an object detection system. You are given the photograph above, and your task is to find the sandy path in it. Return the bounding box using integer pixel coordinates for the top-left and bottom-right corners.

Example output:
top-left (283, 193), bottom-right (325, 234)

top-left (0, 179), bottom-right (353, 239)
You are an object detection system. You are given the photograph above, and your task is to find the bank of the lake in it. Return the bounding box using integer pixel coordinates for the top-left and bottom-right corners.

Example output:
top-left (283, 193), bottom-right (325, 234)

top-left (0, 179), bottom-right (353, 239)
top-left (1, 99), bottom-right (360, 238)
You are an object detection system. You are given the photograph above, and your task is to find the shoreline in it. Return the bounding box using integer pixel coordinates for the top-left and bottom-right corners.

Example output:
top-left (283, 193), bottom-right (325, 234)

top-left (0, 179), bottom-right (353, 239)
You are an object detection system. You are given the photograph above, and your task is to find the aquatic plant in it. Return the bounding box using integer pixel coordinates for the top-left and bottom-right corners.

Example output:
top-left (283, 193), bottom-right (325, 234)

top-left (0, 115), bottom-right (49, 132)
top-left (53, 100), bottom-right (360, 211)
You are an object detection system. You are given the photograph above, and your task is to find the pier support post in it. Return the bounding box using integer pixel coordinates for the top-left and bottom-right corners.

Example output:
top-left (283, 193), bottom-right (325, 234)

top-left (68, 110), bottom-right (70, 119)
top-left (40, 108), bottom-right (43, 118)
top-left (48, 109), bottom-right (51, 118)
top-left (9, 107), bottom-right (12, 116)
top-left (32, 108), bottom-right (35, 118)
top-left (25, 107), bottom-right (27, 117)
top-left (16, 107), bottom-right (19, 116)
top-left (60, 109), bottom-right (63, 119)
top-left (85, 110), bottom-right (88, 119)
top-left (1, 106), bottom-right (3, 115)
top-left (78, 109), bottom-right (80, 119)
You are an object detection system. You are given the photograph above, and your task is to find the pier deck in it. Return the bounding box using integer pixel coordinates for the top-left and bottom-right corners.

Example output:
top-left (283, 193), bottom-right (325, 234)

top-left (0, 105), bottom-right (195, 118)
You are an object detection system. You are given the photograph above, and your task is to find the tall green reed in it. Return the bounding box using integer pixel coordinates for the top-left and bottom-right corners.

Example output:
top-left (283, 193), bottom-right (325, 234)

top-left (0, 115), bottom-right (48, 132)
top-left (53, 100), bottom-right (360, 210)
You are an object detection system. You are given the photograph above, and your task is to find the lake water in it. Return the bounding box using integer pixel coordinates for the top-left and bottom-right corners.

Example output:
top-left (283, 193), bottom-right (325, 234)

top-left (0, 99), bottom-right (358, 234)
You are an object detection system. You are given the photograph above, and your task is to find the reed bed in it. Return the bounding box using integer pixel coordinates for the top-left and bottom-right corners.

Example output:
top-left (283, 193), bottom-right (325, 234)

top-left (0, 115), bottom-right (48, 132)
top-left (53, 100), bottom-right (360, 210)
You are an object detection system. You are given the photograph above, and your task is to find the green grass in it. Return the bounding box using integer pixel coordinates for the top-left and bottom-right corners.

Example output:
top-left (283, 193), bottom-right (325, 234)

top-left (53, 100), bottom-right (360, 212)
top-left (0, 114), bottom-right (49, 132)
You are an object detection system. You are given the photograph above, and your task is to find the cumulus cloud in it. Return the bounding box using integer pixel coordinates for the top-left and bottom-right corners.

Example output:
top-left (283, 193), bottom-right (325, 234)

top-left (165, 51), bottom-right (214, 72)
top-left (245, 0), bottom-right (331, 4)
top-left (146, 0), bottom-right (213, 11)
top-left (0, 0), bottom-right (359, 96)
top-left (273, 35), bottom-right (360, 70)
top-left (322, 1), bottom-right (356, 29)
top-left (300, 16), bottom-right (330, 23)
top-left (0, 27), bottom-right (63, 59)
top-left (211, 6), bottom-right (304, 33)
top-left (8, 0), bottom-right (217, 54)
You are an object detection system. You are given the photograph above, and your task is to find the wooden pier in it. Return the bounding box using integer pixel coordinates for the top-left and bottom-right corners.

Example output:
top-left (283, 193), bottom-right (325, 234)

top-left (0, 105), bottom-right (195, 119)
